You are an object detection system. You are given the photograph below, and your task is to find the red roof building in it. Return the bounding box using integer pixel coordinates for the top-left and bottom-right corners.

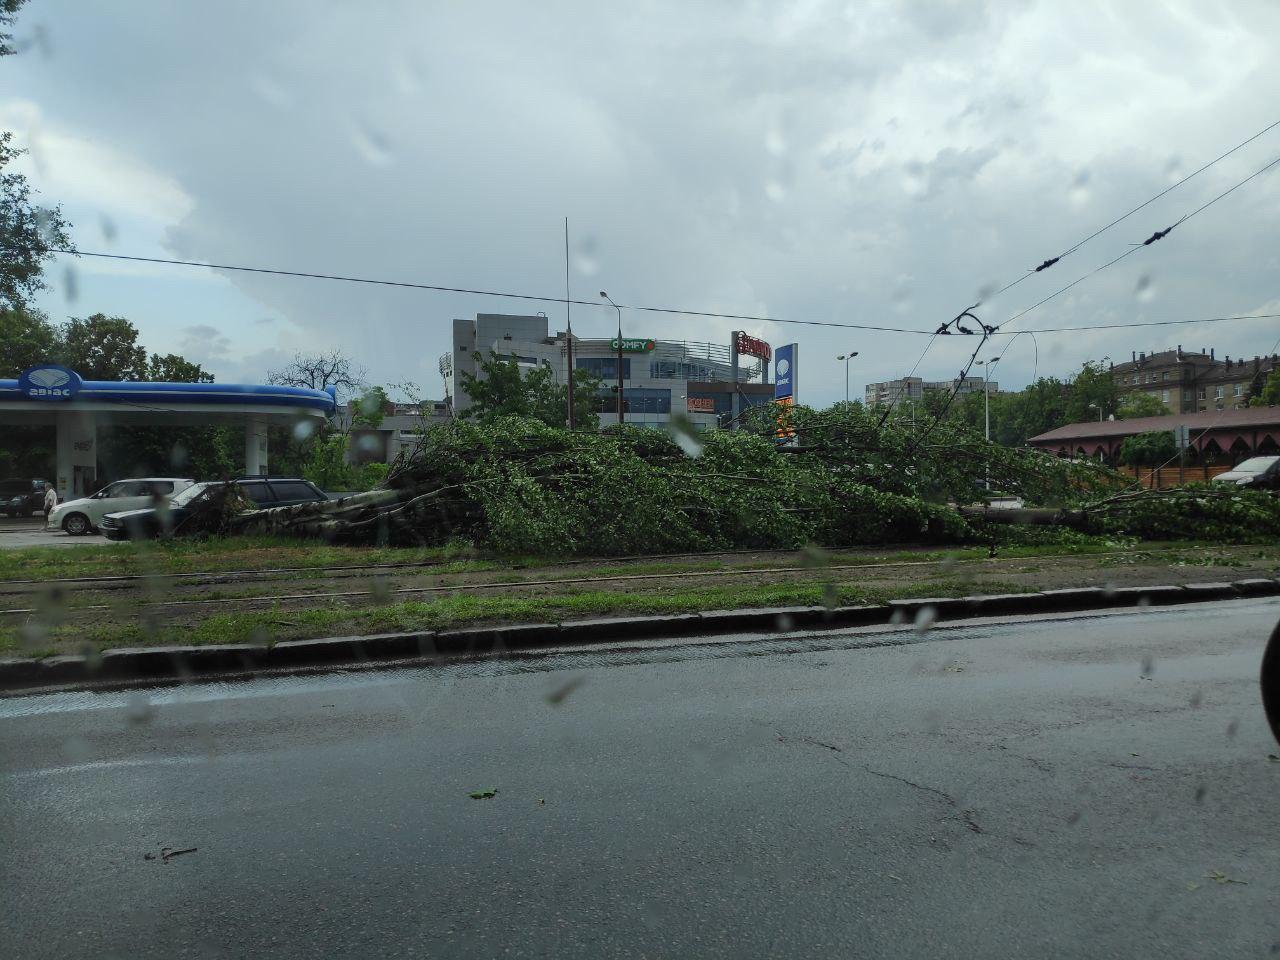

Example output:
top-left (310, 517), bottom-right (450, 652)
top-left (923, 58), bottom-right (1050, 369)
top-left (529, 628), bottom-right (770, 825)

top-left (1027, 406), bottom-right (1280, 465)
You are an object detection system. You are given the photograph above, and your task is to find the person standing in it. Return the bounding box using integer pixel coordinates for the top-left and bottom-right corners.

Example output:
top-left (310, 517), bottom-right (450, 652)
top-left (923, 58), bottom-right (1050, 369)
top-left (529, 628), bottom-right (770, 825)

top-left (43, 482), bottom-right (57, 515)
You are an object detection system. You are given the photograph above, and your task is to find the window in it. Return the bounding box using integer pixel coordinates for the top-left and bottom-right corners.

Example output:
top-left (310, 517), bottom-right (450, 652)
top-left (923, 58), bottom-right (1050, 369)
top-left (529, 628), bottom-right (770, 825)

top-left (1215, 385), bottom-right (1224, 399)
top-left (577, 357), bottom-right (631, 379)
top-left (593, 387), bottom-right (671, 414)
top-left (238, 481), bottom-right (272, 504)
top-left (649, 360), bottom-right (718, 380)
top-left (1234, 383), bottom-right (1243, 397)
top-left (1197, 387), bottom-right (1206, 400)
top-left (1183, 390), bottom-right (1192, 402)
top-left (269, 481), bottom-right (323, 502)
top-left (1161, 371), bottom-right (1169, 381)
top-left (1161, 389), bottom-right (1169, 402)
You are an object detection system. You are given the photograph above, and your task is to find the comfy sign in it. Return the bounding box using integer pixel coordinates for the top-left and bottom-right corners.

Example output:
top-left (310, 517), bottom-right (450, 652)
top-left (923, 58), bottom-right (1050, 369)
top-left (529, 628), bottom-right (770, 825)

top-left (734, 332), bottom-right (771, 361)
top-left (18, 365), bottom-right (82, 400)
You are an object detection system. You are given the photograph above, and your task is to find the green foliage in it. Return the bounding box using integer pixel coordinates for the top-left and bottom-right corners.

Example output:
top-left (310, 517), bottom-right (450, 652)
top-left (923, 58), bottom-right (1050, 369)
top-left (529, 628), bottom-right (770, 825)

top-left (147, 353), bottom-right (214, 383)
top-left (1119, 430), bottom-right (1176, 467)
top-left (1, 1), bottom-right (28, 57)
top-left (1116, 392), bottom-right (1169, 419)
top-left (1062, 361), bottom-right (1118, 425)
top-left (58, 314), bottom-right (148, 380)
top-left (351, 386), bottom-right (389, 428)
top-left (1252, 366), bottom-right (1280, 407)
top-left (0, 305), bottom-right (58, 377)
top-left (460, 352), bottom-right (603, 429)
top-left (1088, 487), bottom-right (1280, 543)
top-left (1, 130), bottom-right (72, 310)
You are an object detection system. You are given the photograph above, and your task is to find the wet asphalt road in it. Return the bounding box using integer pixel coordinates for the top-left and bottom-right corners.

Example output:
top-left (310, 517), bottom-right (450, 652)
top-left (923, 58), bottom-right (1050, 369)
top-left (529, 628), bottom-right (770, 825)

top-left (3, 599), bottom-right (1279, 959)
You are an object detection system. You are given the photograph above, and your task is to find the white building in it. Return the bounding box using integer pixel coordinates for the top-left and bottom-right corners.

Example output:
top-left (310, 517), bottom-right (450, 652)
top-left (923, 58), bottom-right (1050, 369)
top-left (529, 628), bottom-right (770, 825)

top-left (448, 313), bottom-right (777, 429)
top-left (864, 375), bottom-right (996, 408)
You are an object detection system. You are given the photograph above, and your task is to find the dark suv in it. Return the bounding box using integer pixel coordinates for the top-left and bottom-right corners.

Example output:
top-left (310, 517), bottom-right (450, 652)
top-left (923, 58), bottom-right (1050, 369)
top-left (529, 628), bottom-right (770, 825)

top-left (100, 477), bottom-right (329, 540)
top-left (1, 478), bottom-right (51, 517)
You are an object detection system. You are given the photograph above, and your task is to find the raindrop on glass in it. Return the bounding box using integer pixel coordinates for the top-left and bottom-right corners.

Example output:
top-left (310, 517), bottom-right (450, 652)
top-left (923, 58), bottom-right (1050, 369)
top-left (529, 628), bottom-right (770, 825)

top-left (125, 692), bottom-right (155, 725)
top-left (1194, 784), bottom-right (1207, 803)
top-left (169, 443), bottom-right (189, 469)
top-left (1068, 170), bottom-right (1091, 206)
top-left (667, 415), bottom-right (704, 458)
top-left (765, 180), bottom-right (786, 203)
top-left (913, 605), bottom-right (937, 633)
top-left (1140, 655), bottom-right (1155, 676)
top-left (889, 608), bottom-right (907, 625)
top-left (822, 582), bottom-right (838, 610)
top-left (572, 236), bottom-right (600, 277)
top-left (1134, 274), bottom-right (1156, 303)
top-left (293, 419), bottom-right (317, 442)
top-left (99, 215), bottom-right (117, 244)
top-left (62, 263), bottom-right (78, 303)
top-left (765, 128), bottom-right (787, 156)
top-left (1164, 156), bottom-right (1183, 184)
top-left (1225, 719), bottom-right (1238, 738)
top-left (1189, 690), bottom-right (1202, 708)
top-left (351, 121), bottom-right (394, 167)
top-left (901, 161), bottom-right (927, 198)
top-left (774, 613), bottom-right (795, 632)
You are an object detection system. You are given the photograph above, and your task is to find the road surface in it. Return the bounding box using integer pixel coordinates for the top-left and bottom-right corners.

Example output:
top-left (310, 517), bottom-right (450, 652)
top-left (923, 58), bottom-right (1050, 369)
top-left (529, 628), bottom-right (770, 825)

top-left (0, 516), bottom-right (116, 550)
top-left (3, 599), bottom-right (1279, 958)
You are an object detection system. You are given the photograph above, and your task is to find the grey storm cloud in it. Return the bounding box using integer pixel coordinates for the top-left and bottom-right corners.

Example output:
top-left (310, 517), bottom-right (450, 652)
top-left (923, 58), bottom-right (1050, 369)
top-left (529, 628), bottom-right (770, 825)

top-left (6, 0), bottom-right (1280, 403)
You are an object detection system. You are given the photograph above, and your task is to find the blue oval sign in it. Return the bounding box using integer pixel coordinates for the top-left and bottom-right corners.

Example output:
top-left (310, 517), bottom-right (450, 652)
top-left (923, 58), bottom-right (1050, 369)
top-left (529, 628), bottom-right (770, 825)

top-left (19, 365), bottom-right (82, 400)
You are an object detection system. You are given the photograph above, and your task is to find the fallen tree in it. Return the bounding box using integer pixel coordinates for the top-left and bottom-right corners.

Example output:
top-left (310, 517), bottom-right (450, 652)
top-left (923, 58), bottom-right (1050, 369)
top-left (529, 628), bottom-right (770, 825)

top-left (169, 407), bottom-right (1277, 553)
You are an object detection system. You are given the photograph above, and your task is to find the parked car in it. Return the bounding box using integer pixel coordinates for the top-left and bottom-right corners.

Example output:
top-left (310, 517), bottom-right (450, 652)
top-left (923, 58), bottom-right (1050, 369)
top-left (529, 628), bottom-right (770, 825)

top-left (1211, 455), bottom-right (1280, 490)
top-left (0, 478), bottom-right (52, 517)
top-left (45, 477), bottom-right (196, 536)
top-left (99, 477), bottom-right (328, 540)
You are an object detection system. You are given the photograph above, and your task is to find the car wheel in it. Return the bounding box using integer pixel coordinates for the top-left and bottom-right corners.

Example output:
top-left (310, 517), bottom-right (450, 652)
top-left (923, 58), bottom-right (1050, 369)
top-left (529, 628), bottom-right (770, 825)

top-left (62, 513), bottom-right (91, 536)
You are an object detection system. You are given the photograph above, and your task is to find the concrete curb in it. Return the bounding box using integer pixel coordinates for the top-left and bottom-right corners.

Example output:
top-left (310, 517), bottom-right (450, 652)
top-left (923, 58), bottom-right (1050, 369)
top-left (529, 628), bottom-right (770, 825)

top-left (2, 578), bottom-right (1278, 692)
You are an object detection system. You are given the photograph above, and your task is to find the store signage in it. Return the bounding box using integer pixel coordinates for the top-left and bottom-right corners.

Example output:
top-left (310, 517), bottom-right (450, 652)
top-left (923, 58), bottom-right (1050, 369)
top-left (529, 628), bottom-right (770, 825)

top-left (774, 395), bottom-right (796, 440)
top-left (686, 396), bottom-right (716, 413)
top-left (774, 343), bottom-right (797, 400)
top-left (610, 337), bottom-right (657, 352)
top-left (734, 332), bottom-right (771, 361)
top-left (18, 365), bottom-right (82, 400)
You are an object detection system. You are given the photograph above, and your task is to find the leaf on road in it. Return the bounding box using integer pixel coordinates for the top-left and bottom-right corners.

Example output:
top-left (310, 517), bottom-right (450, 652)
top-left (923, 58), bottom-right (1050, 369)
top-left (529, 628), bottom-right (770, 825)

top-left (469, 788), bottom-right (498, 800)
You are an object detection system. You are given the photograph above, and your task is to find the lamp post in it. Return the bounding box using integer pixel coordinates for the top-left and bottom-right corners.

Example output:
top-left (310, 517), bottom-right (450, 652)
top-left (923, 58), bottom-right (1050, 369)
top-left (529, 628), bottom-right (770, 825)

top-left (600, 291), bottom-right (624, 424)
top-left (976, 356), bottom-right (1001, 443)
top-left (836, 351), bottom-right (859, 404)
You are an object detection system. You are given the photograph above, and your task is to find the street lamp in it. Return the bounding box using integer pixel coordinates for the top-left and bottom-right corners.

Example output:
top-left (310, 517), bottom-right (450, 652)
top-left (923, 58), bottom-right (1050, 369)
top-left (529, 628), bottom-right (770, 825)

top-left (836, 351), bottom-right (859, 404)
top-left (975, 356), bottom-right (1001, 442)
top-left (600, 291), bottom-right (624, 424)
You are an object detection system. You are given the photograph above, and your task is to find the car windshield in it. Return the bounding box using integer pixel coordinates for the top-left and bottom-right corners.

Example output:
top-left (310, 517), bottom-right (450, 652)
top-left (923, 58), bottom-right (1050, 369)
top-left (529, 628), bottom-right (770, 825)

top-left (1232, 456), bottom-right (1279, 474)
top-left (6, 4), bottom-right (1280, 957)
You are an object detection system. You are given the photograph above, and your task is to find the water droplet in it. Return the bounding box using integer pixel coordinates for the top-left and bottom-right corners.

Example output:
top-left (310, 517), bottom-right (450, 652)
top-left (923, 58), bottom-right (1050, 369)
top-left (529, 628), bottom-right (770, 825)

top-left (765, 180), bottom-right (786, 203)
top-left (169, 442), bottom-right (189, 469)
top-left (921, 710), bottom-right (942, 734)
top-left (1066, 810), bottom-right (1082, 825)
top-left (1135, 274), bottom-right (1156, 303)
top-left (667, 415), bottom-right (704, 458)
top-left (1194, 784), bottom-right (1207, 802)
top-left (1189, 690), bottom-right (1202, 708)
top-left (889, 608), bottom-right (907, 625)
top-left (765, 128), bottom-right (787, 156)
top-left (357, 433), bottom-right (382, 454)
top-left (1225, 719), bottom-right (1238, 738)
top-left (1164, 156), bottom-right (1183, 184)
top-left (572, 236), bottom-right (601, 276)
top-left (62, 263), bottom-right (78, 303)
top-left (774, 613), bottom-right (795, 632)
top-left (1140, 655), bottom-right (1155, 676)
top-left (822, 583), bottom-right (838, 609)
top-left (63, 734), bottom-right (91, 763)
top-left (1136, 596), bottom-right (1151, 609)
top-left (901, 161), bottom-right (927, 198)
top-left (799, 543), bottom-right (829, 568)
top-left (292, 420), bottom-right (317, 442)
top-left (18, 622), bottom-right (49, 652)
top-left (99, 215), bottom-right (117, 244)
top-left (1068, 170), bottom-right (1091, 206)
top-left (369, 577), bottom-right (392, 605)
top-left (351, 121), bottom-right (394, 167)
top-left (1102, 580), bottom-right (1117, 599)
top-left (125, 693), bottom-right (155, 725)
top-left (913, 605), bottom-right (937, 633)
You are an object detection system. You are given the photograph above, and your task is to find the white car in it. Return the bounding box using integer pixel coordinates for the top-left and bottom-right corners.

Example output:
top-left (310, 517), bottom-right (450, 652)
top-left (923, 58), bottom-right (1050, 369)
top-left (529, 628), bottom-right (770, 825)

top-left (46, 478), bottom-right (196, 536)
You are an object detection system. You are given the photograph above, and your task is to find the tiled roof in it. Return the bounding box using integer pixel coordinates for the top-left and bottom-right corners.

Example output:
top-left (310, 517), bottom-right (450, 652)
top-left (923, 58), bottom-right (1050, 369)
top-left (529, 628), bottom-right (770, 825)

top-left (1028, 406), bottom-right (1280, 443)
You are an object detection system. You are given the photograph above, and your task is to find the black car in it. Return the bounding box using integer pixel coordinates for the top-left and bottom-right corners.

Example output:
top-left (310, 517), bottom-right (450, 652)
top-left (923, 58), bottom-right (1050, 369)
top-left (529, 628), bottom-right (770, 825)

top-left (1, 478), bottom-right (51, 517)
top-left (1211, 455), bottom-right (1280, 490)
top-left (99, 477), bottom-right (328, 540)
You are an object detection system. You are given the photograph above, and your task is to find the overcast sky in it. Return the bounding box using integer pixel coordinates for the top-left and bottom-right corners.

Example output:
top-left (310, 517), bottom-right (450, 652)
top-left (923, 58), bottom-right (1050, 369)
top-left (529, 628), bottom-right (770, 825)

top-left (4, 0), bottom-right (1279, 404)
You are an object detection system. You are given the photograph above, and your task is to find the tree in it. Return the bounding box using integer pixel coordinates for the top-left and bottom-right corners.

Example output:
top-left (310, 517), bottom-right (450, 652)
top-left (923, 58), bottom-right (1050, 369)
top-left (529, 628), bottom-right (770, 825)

top-left (1119, 430), bottom-right (1176, 467)
top-left (1, 1), bottom-right (28, 57)
top-left (57, 314), bottom-right (148, 380)
top-left (460, 352), bottom-right (602, 429)
top-left (267, 351), bottom-right (366, 400)
top-left (2, 131), bottom-right (73, 310)
top-left (0, 304), bottom-right (57, 376)
top-left (1116, 391), bottom-right (1169, 419)
top-left (1251, 367), bottom-right (1280, 407)
top-left (147, 352), bottom-right (214, 383)
top-left (1062, 362), bottom-right (1118, 424)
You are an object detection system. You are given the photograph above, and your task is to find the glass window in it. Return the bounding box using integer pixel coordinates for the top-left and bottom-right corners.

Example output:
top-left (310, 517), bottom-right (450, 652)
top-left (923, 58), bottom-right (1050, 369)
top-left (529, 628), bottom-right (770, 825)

top-left (238, 481), bottom-right (272, 504)
top-left (1215, 385), bottom-right (1224, 399)
top-left (1161, 389), bottom-right (1169, 402)
top-left (1161, 371), bottom-right (1169, 381)
top-left (1233, 383), bottom-right (1243, 397)
top-left (577, 357), bottom-right (631, 379)
top-left (1197, 387), bottom-right (1206, 400)
top-left (268, 481), bottom-right (323, 501)
top-left (1183, 390), bottom-right (1192, 401)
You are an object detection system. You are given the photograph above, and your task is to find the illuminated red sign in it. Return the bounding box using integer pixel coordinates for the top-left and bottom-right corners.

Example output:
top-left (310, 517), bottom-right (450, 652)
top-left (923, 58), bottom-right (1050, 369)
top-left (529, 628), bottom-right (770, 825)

top-left (686, 396), bottom-right (716, 413)
top-left (734, 332), bottom-right (772, 361)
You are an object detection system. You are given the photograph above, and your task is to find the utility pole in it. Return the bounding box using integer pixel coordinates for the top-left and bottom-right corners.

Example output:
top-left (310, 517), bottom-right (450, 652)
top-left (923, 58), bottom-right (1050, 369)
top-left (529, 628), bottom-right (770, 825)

top-left (564, 218), bottom-right (575, 429)
top-left (601, 291), bottom-right (624, 424)
top-left (977, 356), bottom-right (1000, 492)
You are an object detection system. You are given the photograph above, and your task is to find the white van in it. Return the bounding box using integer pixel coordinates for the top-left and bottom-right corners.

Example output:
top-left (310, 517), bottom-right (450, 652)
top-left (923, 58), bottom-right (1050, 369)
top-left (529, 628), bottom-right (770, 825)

top-left (46, 478), bottom-right (196, 536)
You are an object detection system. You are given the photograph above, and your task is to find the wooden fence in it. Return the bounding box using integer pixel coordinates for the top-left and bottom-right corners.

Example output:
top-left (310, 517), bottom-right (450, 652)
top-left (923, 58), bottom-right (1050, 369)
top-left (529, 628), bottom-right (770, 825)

top-left (1117, 463), bottom-right (1232, 490)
